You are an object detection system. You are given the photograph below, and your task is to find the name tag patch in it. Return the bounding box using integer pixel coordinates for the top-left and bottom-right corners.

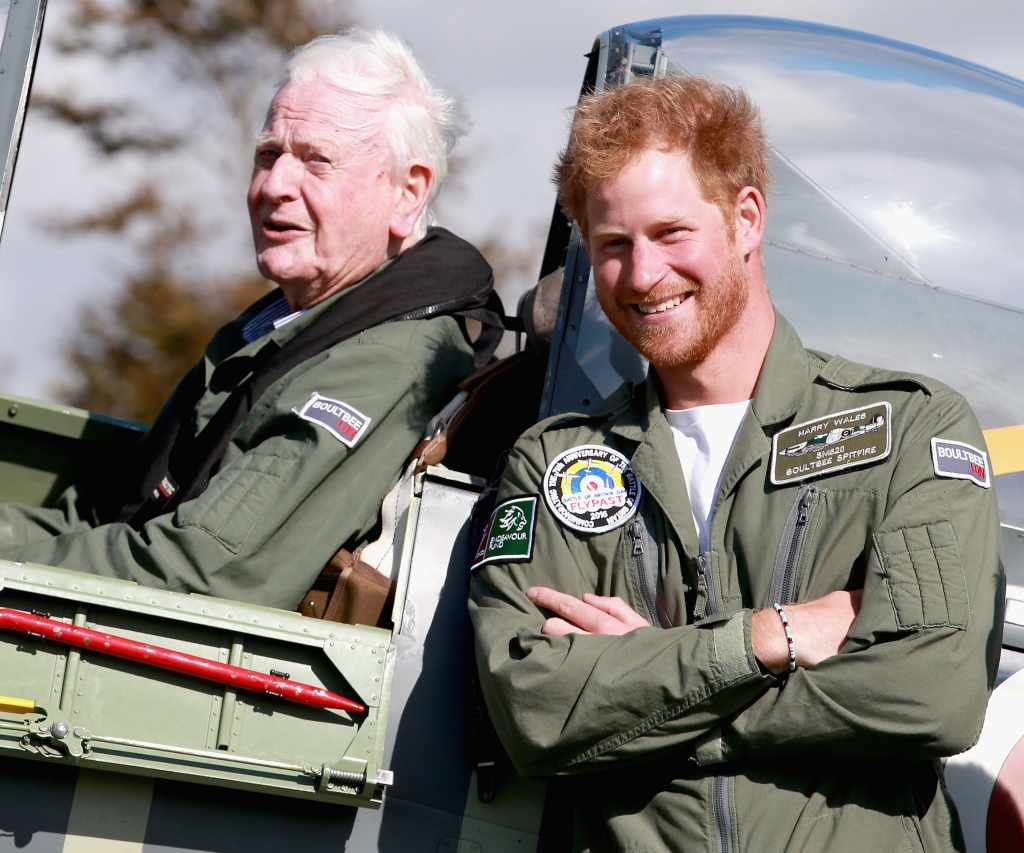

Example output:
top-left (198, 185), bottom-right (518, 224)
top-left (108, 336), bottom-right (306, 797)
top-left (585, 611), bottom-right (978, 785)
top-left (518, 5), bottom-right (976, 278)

top-left (472, 496), bottom-right (537, 569)
top-left (295, 393), bottom-right (371, 447)
top-left (771, 402), bottom-right (891, 485)
top-left (931, 437), bottom-right (991, 488)
top-left (543, 444), bottom-right (642, 533)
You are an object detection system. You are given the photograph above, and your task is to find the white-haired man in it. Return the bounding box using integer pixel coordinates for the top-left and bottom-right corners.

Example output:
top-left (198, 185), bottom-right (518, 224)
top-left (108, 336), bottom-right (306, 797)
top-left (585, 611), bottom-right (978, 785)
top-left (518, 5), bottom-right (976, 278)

top-left (0, 30), bottom-right (498, 612)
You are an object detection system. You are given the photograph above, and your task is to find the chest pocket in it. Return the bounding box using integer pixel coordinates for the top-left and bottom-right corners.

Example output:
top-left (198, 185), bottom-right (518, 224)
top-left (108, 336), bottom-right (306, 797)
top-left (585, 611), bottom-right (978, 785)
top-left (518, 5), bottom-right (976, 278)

top-left (874, 518), bottom-right (969, 630)
top-left (626, 509), bottom-right (664, 627)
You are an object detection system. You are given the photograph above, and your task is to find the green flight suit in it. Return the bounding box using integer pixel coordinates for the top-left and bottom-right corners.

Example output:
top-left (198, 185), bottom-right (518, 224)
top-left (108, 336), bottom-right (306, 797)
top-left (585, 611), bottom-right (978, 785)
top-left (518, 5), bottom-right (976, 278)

top-left (0, 281), bottom-right (474, 611)
top-left (469, 312), bottom-right (1004, 853)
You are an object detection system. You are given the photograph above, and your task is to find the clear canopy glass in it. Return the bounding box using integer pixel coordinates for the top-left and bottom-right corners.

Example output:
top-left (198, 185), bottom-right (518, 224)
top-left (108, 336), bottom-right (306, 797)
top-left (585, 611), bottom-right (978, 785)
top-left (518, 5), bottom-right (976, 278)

top-left (645, 16), bottom-right (1024, 313)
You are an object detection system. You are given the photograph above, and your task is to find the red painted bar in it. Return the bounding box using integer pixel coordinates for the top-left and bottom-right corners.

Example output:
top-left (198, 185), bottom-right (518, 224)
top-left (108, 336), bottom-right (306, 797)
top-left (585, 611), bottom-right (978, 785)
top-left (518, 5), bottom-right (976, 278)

top-left (0, 607), bottom-right (365, 714)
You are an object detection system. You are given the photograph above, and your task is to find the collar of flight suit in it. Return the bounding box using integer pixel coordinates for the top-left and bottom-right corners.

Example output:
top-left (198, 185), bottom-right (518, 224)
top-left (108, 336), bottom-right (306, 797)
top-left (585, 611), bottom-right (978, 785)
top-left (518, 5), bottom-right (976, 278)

top-left (608, 308), bottom-right (814, 556)
top-left (192, 262), bottom-right (390, 435)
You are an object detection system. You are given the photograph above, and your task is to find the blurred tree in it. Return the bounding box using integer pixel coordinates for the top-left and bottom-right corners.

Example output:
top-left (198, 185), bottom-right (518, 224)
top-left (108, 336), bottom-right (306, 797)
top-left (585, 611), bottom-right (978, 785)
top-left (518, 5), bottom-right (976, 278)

top-left (39, 0), bottom-right (355, 158)
top-left (36, 0), bottom-right (355, 422)
top-left (475, 229), bottom-right (544, 311)
top-left (50, 198), bottom-right (270, 423)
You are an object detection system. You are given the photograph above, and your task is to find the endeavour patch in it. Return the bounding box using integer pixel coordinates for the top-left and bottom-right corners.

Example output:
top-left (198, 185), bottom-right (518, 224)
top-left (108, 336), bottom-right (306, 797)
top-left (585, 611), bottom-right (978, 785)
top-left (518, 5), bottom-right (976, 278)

top-left (771, 402), bottom-right (892, 485)
top-left (295, 393), bottom-right (371, 447)
top-left (543, 444), bottom-right (642, 533)
top-left (931, 437), bottom-right (991, 488)
top-left (471, 496), bottom-right (537, 569)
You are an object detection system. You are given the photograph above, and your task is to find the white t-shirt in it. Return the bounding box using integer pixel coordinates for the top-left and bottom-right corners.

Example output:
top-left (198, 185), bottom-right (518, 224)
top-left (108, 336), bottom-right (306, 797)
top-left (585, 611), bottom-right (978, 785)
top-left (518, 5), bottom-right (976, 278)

top-left (664, 400), bottom-right (751, 552)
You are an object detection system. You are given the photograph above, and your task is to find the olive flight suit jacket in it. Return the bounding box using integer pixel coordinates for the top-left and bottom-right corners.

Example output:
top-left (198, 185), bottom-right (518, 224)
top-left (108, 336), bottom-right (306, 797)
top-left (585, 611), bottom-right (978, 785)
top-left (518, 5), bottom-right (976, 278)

top-left (469, 312), bottom-right (1004, 853)
top-left (0, 282), bottom-right (474, 611)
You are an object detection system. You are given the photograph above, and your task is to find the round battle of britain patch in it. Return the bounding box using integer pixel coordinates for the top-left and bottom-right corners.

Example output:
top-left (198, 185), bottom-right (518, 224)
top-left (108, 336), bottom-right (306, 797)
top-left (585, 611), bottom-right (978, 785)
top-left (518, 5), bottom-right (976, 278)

top-left (543, 444), bottom-right (642, 533)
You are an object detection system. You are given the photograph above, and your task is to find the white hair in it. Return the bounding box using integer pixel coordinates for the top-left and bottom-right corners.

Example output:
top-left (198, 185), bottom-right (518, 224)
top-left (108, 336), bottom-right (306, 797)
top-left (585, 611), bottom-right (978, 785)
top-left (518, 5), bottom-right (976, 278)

top-left (280, 29), bottom-right (470, 239)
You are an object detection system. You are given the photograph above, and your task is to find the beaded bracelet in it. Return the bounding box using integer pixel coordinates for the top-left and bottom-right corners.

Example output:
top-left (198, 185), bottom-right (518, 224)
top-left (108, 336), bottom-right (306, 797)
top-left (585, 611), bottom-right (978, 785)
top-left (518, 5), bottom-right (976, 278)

top-left (773, 604), bottom-right (797, 673)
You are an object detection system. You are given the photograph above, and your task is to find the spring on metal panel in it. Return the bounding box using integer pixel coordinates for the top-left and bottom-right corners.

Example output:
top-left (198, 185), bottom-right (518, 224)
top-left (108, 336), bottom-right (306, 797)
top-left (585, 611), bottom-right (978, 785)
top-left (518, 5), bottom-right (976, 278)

top-left (324, 767), bottom-right (366, 788)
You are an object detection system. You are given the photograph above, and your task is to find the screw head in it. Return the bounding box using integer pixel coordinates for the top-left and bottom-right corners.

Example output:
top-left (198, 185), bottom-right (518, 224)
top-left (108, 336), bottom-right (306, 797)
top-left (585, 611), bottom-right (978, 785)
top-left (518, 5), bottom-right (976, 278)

top-left (51, 721), bottom-right (70, 739)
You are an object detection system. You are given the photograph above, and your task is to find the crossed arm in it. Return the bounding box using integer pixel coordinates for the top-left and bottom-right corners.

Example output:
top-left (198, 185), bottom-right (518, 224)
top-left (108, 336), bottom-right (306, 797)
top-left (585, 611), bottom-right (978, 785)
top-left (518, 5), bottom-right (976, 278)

top-left (527, 586), bottom-right (861, 674)
top-left (472, 395), bottom-right (1001, 775)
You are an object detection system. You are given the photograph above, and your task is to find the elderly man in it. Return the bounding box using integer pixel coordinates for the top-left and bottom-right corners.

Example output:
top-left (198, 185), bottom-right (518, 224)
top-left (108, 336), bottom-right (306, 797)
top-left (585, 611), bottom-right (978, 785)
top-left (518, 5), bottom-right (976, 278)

top-left (0, 30), bottom-right (495, 612)
top-left (470, 76), bottom-right (1003, 852)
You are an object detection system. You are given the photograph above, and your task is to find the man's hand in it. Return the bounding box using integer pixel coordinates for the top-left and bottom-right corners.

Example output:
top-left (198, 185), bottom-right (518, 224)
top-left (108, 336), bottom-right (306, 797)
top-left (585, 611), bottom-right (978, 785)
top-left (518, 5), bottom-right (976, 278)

top-left (751, 589), bottom-right (862, 674)
top-left (527, 587), bottom-right (651, 635)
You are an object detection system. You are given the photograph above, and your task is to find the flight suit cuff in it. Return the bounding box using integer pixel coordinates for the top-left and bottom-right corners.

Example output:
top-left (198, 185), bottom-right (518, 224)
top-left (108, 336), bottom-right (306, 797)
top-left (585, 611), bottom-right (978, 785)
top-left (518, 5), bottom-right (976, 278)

top-left (711, 609), bottom-right (760, 684)
top-left (693, 611), bottom-right (762, 767)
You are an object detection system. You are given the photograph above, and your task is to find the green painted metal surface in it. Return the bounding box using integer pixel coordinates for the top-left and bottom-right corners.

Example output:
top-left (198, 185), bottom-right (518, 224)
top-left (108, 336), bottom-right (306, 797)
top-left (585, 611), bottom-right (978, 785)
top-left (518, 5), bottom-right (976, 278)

top-left (0, 562), bottom-right (395, 807)
top-left (0, 393), bottom-right (145, 507)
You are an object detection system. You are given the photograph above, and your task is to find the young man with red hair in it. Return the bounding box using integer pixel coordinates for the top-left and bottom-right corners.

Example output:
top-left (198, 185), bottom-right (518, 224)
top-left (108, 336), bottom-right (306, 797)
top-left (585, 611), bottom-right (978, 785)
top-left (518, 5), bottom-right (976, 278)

top-left (470, 76), bottom-right (1002, 852)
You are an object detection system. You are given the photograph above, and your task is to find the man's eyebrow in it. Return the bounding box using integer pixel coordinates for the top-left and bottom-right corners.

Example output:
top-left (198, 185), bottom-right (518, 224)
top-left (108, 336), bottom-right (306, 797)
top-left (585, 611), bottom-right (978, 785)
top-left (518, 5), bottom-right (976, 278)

top-left (253, 131), bottom-right (337, 152)
top-left (590, 215), bottom-right (699, 240)
top-left (649, 214), bottom-right (699, 229)
top-left (590, 224), bottom-right (630, 240)
top-left (254, 132), bottom-right (280, 149)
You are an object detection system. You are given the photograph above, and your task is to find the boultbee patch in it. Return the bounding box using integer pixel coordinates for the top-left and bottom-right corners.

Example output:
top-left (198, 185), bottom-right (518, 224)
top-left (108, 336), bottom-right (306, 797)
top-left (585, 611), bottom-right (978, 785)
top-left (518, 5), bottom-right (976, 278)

top-left (543, 444), bottom-right (642, 533)
top-left (295, 392), bottom-right (371, 447)
top-left (471, 496), bottom-right (538, 569)
top-left (931, 437), bottom-right (991, 488)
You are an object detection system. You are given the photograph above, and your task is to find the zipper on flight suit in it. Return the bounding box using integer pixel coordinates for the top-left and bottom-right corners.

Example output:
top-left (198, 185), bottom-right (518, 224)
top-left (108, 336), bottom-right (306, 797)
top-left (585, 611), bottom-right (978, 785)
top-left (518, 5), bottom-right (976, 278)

top-left (629, 514), bottom-right (734, 850)
top-left (629, 516), bottom-right (664, 628)
top-left (695, 484), bottom-right (820, 852)
top-left (706, 487), bottom-right (820, 852)
top-left (693, 548), bottom-right (733, 853)
top-left (713, 776), bottom-right (734, 853)
top-left (631, 517), bottom-right (741, 848)
top-left (767, 485), bottom-right (820, 607)
top-left (694, 552), bottom-right (718, 620)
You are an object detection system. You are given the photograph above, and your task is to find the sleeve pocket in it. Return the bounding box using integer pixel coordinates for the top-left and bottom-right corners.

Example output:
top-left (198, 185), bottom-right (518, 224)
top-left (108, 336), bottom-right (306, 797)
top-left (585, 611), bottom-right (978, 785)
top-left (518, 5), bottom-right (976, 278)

top-left (178, 438), bottom-right (306, 553)
top-left (874, 522), bottom-right (970, 630)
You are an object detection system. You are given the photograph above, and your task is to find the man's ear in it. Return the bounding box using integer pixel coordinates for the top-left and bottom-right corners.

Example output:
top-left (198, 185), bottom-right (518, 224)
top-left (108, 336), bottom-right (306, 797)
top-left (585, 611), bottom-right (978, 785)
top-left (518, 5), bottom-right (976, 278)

top-left (390, 160), bottom-right (435, 241)
top-left (733, 186), bottom-right (766, 258)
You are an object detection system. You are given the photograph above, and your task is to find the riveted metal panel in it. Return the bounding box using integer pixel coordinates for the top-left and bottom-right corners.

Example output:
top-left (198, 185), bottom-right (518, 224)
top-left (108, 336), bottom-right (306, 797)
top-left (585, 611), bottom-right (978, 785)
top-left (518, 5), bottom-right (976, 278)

top-left (0, 563), bottom-right (393, 807)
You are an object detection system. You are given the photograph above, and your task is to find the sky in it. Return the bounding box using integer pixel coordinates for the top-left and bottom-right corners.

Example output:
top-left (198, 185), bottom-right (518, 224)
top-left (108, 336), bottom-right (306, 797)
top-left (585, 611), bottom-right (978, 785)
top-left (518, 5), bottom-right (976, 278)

top-left (1, 0), bottom-right (1024, 402)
